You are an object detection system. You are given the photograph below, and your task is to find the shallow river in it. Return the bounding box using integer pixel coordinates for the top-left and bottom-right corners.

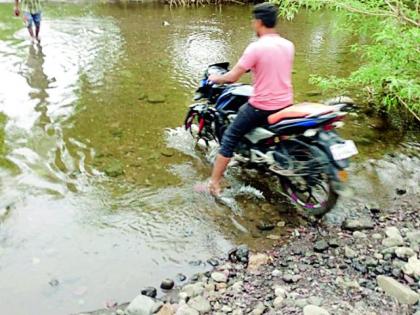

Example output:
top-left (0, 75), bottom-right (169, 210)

top-left (0, 2), bottom-right (418, 315)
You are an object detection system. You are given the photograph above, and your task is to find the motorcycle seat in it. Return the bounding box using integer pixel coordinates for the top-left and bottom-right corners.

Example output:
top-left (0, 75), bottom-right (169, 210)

top-left (268, 103), bottom-right (334, 125)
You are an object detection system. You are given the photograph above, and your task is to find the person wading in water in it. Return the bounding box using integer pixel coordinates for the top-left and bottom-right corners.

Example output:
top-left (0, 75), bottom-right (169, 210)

top-left (14, 0), bottom-right (42, 43)
top-left (207, 2), bottom-right (295, 196)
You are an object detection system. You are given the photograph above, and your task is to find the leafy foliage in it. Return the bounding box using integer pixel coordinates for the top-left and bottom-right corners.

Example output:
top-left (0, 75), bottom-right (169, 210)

top-left (272, 0), bottom-right (420, 126)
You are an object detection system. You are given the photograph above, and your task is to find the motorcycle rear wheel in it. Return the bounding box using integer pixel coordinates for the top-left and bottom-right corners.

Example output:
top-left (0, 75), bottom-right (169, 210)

top-left (276, 140), bottom-right (339, 217)
top-left (280, 177), bottom-right (338, 218)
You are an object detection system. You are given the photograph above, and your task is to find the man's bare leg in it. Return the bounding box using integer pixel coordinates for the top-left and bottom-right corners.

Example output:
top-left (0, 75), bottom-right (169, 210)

top-left (209, 154), bottom-right (231, 196)
top-left (35, 25), bottom-right (40, 42)
top-left (27, 26), bottom-right (35, 41)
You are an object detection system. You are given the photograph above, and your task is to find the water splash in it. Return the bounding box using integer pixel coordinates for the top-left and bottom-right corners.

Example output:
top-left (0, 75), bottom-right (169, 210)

top-left (165, 127), bottom-right (198, 159)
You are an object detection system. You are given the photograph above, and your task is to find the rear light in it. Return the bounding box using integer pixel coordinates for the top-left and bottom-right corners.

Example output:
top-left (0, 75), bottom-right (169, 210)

top-left (337, 170), bottom-right (349, 182)
top-left (323, 115), bottom-right (345, 131)
top-left (198, 118), bottom-right (205, 134)
top-left (323, 124), bottom-right (334, 131)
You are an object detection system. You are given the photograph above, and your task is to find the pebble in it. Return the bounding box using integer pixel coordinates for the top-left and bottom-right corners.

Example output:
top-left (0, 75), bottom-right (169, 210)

top-left (273, 296), bottom-right (284, 308)
top-left (266, 234), bottom-right (281, 240)
top-left (48, 279), bottom-right (59, 287)
top-left (211, 271), bottom-right (228, 283)
top-left (353, 231), bottom-right (367, 238)
top-left (176, 273), bottom-right (187, 282)
top-left (342, 217), bottom-right (374, 231)
top-left (250, 302), bottom-right (266, 315)
top-left (277, 221), bottom-right (286, 227)
top-left (271, 269), bottom-right (282, 277)
top-left (188, 295), bottom-right (211, 313)
top-left (303, 305), bottom-right (330, 315)
top-left (382, 237), bottom-right (404, 247)
top-left (125, 295), bottom-right (162, 315)
top-left (314, 240), bottom-right (329, 252)
top-left (385, 226), bottom-right (404, 239)
top-left (402, 256), bottom-right (420, 277)
top-left (395, 247), bottom-right (416, 259)
top-left (406, 230), bottom-right (420, 245)
top-left (328, 239), bottom-right (340, 248)
top-left (181, 282), bottom-right (204, 298)
top-left (295, 298), bottom-right (309, 308)
top-left (156, 304), bottom-right (174, 315)
top-left (344, 246), bottom-right (357, 258)
top-left (175, 304), bottom-right (199, 315)
top-left (247, 253), bottom-right (269, 272)
top-left (256, 221), bottom-right (276, 231)
top-left (207, 258), bottom-right (219, 267)
top-left (372, 233), bottom-right (382, 240)
top-left (274, 286), bottom-right (287, 298)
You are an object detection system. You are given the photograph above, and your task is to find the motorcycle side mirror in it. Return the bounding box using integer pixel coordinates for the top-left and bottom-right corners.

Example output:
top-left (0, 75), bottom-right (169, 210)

top-left (194, 92), bottom-right (203, 101)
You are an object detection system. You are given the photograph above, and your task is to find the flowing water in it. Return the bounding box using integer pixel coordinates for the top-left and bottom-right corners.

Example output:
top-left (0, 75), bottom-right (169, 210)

top-left (0, 2), bottom-right (418, 314)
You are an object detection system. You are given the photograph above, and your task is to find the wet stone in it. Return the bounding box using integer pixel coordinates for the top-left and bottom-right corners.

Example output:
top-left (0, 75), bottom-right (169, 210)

top-left (147, 95), bottom-right (166, 104)
top-left (160, 279), bottom-right (174, 290)
top-left (256, 221), bottom-right (276, 231)
top-left (207, 258), bottom-right (219, 267)
top-left (48, 279), bottom-right (59, 287)
top-left (176, 273), bottom-right (187, 282)
top-left (141, 286), bottom-right (157, 298)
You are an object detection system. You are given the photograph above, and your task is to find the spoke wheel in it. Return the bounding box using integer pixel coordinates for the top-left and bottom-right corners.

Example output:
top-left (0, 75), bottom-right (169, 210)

top-left (278, 142), bottom-right (338, 217)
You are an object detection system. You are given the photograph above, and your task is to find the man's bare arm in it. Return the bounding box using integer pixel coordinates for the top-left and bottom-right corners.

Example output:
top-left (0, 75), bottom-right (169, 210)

top-left (208, 63), bottom-right (248, 85)
top-left (14, 0), bottom-right (20, 16)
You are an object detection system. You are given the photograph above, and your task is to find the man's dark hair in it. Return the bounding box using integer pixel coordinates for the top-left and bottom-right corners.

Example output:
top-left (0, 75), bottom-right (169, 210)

top-left (252, 3), bottom-right (278, 28)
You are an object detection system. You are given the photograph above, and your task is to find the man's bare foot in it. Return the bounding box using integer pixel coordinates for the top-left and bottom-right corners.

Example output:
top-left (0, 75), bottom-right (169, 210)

top-left (208, 180), bottom-right (222, 197)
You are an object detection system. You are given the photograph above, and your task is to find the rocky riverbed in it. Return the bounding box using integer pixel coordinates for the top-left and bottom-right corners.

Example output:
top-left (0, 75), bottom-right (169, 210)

top-left (78, 184), bottom-right (419, 315)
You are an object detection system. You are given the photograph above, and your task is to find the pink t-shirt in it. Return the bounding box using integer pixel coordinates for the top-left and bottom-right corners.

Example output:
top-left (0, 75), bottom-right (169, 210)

top-left (238, 34), bottom-right (294, 111)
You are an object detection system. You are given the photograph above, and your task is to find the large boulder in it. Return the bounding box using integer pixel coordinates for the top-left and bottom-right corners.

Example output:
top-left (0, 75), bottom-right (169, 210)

top-left (377, 275), bottom-right (419, 305)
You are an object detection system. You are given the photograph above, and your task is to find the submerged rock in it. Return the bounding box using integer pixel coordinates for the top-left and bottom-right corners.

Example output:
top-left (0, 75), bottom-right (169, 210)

top-left (104, 159), bottom-right (124, 177)
top-left (377, 275), bottom-right (419, 305)
top-left (147, 95), bottom-right (166, 104)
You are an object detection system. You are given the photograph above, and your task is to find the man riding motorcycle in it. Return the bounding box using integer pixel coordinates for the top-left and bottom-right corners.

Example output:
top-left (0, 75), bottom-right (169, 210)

top-left (208, 2), bottom-right (295, 196)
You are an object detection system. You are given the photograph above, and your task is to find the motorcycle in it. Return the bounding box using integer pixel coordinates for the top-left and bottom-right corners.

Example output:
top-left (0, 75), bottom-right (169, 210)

top-left (184, 63), bottom-right (358, 217)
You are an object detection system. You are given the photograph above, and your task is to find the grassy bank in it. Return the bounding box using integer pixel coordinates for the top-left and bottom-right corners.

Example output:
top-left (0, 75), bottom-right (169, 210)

top-left (273, 0), bottom-right (420, 129)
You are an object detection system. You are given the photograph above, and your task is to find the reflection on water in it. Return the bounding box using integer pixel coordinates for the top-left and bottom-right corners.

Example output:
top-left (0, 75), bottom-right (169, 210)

top-left (0, 3), bottom-right (417, 315)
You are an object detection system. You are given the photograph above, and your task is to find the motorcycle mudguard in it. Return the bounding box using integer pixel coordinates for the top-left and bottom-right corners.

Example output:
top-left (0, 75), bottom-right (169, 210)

top-left (313, 131), bottom-right (350, 170)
